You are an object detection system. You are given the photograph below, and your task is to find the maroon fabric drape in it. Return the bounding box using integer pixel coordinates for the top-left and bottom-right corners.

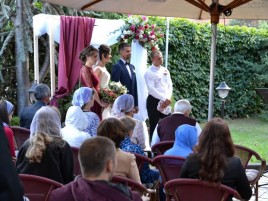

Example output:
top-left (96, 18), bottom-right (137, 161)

top-left (50, 16), bottom-right (95, 106)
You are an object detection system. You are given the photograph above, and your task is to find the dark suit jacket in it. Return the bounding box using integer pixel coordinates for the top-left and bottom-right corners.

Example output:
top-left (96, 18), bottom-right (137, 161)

top-left (19, 101), bottom-right (47, 129)
top-left (0, 121), bottom-right (24, 201)
top-left (111, 60), bottom-right (138, 106)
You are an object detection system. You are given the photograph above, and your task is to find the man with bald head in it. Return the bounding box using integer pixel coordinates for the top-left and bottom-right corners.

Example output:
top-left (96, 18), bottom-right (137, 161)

top-left (144, 50), bottom-right (173, 140)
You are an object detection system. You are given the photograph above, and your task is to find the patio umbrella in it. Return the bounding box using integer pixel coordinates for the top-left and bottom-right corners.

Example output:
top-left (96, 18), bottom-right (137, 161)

top-left (41, 0), bottom-right (268, 120)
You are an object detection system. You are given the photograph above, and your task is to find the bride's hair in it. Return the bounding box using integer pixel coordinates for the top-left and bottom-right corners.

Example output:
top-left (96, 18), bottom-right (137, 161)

top-left (79, 45), bottom-right (98, 65)
top-left (98, 44), bottom-right (111, 60)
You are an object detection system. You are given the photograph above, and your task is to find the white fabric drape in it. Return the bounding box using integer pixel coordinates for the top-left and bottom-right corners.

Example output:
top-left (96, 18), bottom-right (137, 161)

top-left (130, 40), bottom-right (148, 121)
top-left (131, 41), bottom-right (150, 150)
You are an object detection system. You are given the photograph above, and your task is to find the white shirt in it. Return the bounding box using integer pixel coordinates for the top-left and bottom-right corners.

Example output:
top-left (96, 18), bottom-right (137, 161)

top-left (144, 65), bottom-right (173, 101)
top-left (150, 113), bottom-right (202, 147)
top-left (121, 58), bottom-right (132, 78)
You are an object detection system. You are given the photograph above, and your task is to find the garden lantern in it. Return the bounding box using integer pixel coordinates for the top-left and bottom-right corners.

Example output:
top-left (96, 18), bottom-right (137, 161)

top-left (216, 82), bottom-right (231, 119)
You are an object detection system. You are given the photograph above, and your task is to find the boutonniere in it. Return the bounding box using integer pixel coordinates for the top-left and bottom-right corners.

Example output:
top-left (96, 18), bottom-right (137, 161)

top-left (163, 69), bottom-right (168, 75)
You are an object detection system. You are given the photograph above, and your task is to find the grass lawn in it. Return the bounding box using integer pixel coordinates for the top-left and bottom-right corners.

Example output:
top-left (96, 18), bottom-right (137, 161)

top-left (202, 117), bottom-right (268, 162)
top-left (227, 117), bottom-right (268, 162)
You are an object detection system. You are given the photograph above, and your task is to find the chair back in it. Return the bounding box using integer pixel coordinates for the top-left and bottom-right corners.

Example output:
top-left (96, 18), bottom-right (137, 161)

top-left (234, 144), bottom-right (262, 168)
top-left (134, 153), bottom-right (154, 172)
top-left (153, 155), bottom-right (185, 185)
top-left (111, 175), bottom-right (156, 201)
top-left (151, 141), bottom-right (174, 155)
top-left (164, 178), bottom-right (241, 201)
top-left (19, 174), bottom-right (63, 201)
top-left (71, 146), bottom-right (81, 176)
top-left (234, 144), bottom-right (266, 201)
top-left (11, 126), bottom-right (30, 149)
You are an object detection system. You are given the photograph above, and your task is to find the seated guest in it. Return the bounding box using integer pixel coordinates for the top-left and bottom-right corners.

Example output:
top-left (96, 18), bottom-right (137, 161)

top-left (120, 116), bottom-right (159, 184)
top-left (0, 100), bottom-right (16, 157)
top-left (20, 83), bottom-right (51, 129)
top-left (0, 121), bottom-right (24, 201)
top-left (16, 106), bottom-right (73, 184)
top-left (49, 137), bottom-right (142, 201)
top-left (61, 106), bottom-right (91, 148)
top-left (164, 124), bottom-right (197, 158)
top-left (97, 117), bottom-right (141, 184)
top-left (180, 118), bottom-right (252, 201)
top-left (72, 87), bottom-right (100, 137)
top-left (151, 99), bottom-right (201, 147)
top-left (112, 94), bottom-right (146, 149)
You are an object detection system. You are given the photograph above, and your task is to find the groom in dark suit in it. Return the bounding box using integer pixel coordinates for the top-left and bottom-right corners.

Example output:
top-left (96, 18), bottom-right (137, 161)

top-left (111, 43), bottom-right (138, 110)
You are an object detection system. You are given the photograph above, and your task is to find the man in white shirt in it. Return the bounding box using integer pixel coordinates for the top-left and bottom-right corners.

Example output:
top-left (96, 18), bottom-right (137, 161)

top-left (151, 99), bottom-right (202, 147)
top-left (144, 50), bottom-right (173, 140)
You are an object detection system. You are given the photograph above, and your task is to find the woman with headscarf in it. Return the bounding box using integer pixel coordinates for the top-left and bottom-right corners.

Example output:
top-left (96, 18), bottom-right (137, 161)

top-left (0, 100), bottom-right (16, 157)
top-left (16, 106), bottom-right (74, 184)
top-left (111, 94), bottom-right (146, 149)
top-left (164, 124), bottom-right (198, 158)
top-left (61, 106), bottom-right (91, 148)
top-left (72, 87), bottom-right (100, 137)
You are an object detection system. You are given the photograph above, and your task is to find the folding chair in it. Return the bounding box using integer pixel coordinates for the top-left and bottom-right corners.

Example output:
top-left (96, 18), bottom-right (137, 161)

top-left (151, 141), bottom-right (174, 156)
top-left (11, 126), bottom-right (30, 150)
top-left (70, 146), bottom-right (81, 176)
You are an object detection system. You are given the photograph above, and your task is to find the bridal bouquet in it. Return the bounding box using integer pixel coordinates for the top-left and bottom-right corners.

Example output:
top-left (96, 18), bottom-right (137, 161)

top-left (118, 15), bottom-right (164, 51)
top-left (100, 82), bottom-right (127, 105)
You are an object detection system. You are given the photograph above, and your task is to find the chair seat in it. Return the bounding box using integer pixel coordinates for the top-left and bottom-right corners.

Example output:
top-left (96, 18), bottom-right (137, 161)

top-left (246, 169), bottom-right (259, 182)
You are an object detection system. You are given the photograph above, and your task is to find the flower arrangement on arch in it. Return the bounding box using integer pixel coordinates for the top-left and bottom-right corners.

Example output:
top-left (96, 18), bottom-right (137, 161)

top-left (100, 81), bottom-right (128, 105)
top-left (118, 15), bottom-right (164, 51)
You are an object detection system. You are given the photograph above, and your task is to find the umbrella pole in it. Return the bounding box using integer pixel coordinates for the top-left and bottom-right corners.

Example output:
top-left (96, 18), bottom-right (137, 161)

top-left (165, 17), bottom-right (170, 68)
top-left (208, 23), bottom-right (217, 121)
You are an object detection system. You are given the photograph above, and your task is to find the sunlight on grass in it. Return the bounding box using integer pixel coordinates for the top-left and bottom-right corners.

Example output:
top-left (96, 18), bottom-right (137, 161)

top-left (227, 118), bottom-right (268, 162)
top-left (201, 117), bottom-right (268, 163)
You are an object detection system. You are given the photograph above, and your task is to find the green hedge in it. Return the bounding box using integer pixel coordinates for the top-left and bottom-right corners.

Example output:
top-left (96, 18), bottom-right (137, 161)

top-left (149, 18), bottom-right (268, 121)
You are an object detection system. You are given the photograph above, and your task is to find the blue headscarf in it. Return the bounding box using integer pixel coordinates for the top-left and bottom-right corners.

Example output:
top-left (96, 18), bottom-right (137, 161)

top-left (164, 124), bottom-right (197, 158)
top-left (72, 87), bottom-right (93, 108)
top-left (5, 100), bottom-right (14, 115)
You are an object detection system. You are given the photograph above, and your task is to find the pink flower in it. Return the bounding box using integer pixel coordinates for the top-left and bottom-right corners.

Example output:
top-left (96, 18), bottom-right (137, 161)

top-left (151, 24), bottom-right (155, 29)
top-left (150, 31), bottom-right (155, 36)
top-left (152, 46), bottom-right (157, 51)
top-left (160, 33), bottom-right (164, 38)
top-left (130, 25), bottom-right (135, 31)
top-left (142, 16), bottom-right (147, 21)
top-left (138, 26), bottom-right (144, 30)
top-left (135, 35), bottom-right (139, 40)
top-left (144, 24), bottom-right (149, 29)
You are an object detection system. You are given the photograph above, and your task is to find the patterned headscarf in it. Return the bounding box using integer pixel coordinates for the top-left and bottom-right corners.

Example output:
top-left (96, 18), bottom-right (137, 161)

top-left (72, 87), bottom-right (93, 108)
top-left (111, 94), bottom-right (134, 118)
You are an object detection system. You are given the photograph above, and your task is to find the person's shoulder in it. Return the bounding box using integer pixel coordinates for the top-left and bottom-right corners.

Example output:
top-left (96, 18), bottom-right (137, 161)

top-left (118, 149), bottom-right (135, 160)
top-left (50, 181), bottom-right (74, 201)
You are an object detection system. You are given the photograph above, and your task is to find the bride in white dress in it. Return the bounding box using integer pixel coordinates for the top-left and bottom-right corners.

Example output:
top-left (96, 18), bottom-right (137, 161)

top-left (94, 44), bottom-right (112, 119)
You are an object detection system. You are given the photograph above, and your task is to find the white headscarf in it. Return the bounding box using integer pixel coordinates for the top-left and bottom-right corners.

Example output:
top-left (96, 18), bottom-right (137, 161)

top-left (61, 106), bottom-right (90, 148)
top-left (30, 106), bottom-right (61, 138)
top-left (111, 94), bottom-right (134, 118)
top-left (64, 106), bottom-right (88, 130)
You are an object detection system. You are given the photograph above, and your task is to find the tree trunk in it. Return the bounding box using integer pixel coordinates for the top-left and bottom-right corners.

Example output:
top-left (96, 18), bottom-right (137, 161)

top-left (15, 0), bottom-right (30, 115)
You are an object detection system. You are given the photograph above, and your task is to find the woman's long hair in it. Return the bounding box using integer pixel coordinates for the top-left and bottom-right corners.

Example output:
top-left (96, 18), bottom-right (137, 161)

top-left (194, 118), bottom-right (235, 182)
top-left (26, 106), bottom-right (64, 163)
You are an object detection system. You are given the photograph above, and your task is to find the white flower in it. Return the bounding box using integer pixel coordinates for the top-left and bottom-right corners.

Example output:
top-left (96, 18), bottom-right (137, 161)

top-left (139, 34), bottom-right (143, 39)
top-left (121, 35), bottom-right (124, 38)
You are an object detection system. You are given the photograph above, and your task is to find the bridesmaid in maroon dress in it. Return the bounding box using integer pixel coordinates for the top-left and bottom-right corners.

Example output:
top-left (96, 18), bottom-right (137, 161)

top-left (79, 45), bottom-right (105, 119)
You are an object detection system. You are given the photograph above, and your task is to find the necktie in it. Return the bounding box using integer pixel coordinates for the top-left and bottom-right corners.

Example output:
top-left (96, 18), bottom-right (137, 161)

top-left (125, 63), bottom-right (132, 78)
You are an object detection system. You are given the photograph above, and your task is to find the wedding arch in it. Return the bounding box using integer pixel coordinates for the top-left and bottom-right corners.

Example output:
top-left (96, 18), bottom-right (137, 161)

top-left (33, 14), bottom-right (150, 121)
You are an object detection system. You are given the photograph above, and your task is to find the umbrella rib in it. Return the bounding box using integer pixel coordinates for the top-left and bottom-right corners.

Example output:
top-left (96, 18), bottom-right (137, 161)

top-left (81, 0), bottom-right (103, 10)
top-left (185, 0), bottom-right (210, 12)
top-left (223, 0), bottom-right (253, 11)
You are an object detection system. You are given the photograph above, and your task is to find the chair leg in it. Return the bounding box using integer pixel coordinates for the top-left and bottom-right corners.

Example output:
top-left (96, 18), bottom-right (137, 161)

top-left (255, 182), bottom-right (258, 201)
